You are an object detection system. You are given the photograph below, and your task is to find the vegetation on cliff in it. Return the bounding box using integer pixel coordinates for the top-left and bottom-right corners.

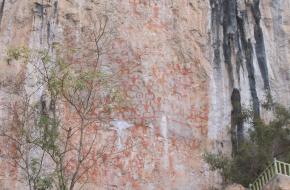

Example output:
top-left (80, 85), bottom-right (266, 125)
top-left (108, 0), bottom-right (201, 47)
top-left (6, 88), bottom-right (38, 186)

top-left (0, 16), bottom-right (130, 190)
top-left (204, 102), bottom-right (290, 187)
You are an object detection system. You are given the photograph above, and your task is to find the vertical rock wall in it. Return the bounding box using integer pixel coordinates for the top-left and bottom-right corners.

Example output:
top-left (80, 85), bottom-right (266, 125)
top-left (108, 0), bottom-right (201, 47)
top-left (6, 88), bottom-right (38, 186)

top-left (209, 0), bottom-right (290, 155)
top-left (0, 0), bottom-right (289, 189)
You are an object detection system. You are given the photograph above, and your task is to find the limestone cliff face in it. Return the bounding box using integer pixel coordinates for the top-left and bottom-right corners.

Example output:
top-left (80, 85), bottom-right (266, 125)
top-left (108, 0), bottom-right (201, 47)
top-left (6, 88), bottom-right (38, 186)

top-left (0, 0), bottom-right (289, 189)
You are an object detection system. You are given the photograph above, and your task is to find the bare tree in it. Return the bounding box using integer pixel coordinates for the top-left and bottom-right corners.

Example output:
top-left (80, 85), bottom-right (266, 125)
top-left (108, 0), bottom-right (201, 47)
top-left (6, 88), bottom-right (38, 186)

top-left (0, 16), bottom-right (128, 190)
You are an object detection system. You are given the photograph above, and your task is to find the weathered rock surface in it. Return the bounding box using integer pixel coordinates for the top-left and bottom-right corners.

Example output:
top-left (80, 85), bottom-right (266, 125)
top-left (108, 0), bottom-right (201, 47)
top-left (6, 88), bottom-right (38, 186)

top-left (0, 0), bottom-right (289, 189)
top-left (225, 184), bottom-right (246, 190)
top-left (263, 174), bottom-right (290, 190)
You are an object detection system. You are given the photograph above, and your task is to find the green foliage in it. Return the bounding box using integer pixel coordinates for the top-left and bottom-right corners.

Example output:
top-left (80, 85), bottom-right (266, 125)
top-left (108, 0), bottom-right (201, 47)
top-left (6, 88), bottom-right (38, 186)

top-left (4, 41), bottom-right (123, 189)
top-left (35, 177), bottom-right (53, 190)
top-left (203, 153), bottom-right (232, 179)
top-left (38, 115), bottom-right (59, 152)
top-left (204, 103), bottom-right (290, 187)
top-left (6, 46), bottom-right (30, 63)
top-left (30, 158), bottom-right (53, 190)
top-left (38, 50), bottom-right (51, 65)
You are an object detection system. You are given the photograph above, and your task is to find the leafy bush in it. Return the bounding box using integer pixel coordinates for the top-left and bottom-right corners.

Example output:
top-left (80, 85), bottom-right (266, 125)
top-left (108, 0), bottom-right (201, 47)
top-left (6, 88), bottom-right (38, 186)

top-left (6, 46), bottom-right (30, 63)
top-left (204, 103), bottom-right (290, 187)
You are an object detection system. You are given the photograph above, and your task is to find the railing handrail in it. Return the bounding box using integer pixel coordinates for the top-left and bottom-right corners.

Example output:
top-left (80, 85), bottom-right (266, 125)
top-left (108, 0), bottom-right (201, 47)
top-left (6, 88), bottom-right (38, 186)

top-left (249, 158), bottom-right (290, 190)
top-left (249, 162), bottom-right (274, 190)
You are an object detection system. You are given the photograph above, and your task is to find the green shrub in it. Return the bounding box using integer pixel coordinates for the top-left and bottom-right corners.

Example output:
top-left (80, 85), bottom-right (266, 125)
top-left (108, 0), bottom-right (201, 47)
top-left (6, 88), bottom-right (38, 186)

top-left (204, 103), bottom-right (290, 187)
top-left (6, 46), bottom-right (30, 63)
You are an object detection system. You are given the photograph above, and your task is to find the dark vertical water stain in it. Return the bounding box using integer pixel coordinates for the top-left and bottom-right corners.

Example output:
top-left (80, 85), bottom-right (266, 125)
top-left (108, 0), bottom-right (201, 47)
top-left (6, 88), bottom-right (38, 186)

top-left (53, 1), bottom-right (59, 24)
top-left (53, 1), bottom-right (58, 16)
top-left (210, 0), bottom-right (267, 152)
top-left (244, 40), bottom-right (260, 118)
top-left (35, 2), bottom-right (44, 16)
top-left (0, 0), bottom-right (5, 29)
top-left (236, 45), bottom-right (243, 86)
top-left (251, 0), bottom-right (270, 91)
top-left (210, 0), bottom-right (222, 71)
top-left (231, 88), bottom-right (243, 154)
top-left (47, 21), bottom-right (51, 45)
top-left (222, 0), bottom-right (238, 88)
top-left (34, 2), bottom-right (45, 44)
top-left (237, 15), bottom-right (260, 118)
top-left (222, 33), bottom-right (235, 87)
top-left (223, 0), bottom-right (237, 34)
top-left (40, 0), bottom-right (44, 45)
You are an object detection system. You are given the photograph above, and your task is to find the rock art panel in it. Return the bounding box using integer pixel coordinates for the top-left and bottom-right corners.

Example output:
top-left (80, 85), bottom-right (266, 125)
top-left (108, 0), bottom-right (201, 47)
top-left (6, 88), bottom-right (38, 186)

top-left (0, 0), bottom-right (289, 189)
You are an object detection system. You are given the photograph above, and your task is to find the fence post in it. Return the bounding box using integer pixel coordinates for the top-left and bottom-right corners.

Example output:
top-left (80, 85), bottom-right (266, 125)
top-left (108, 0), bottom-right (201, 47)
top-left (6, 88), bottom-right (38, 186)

top-left (249, 184), bottom-right (252, 190)
top-left (274, 158), bottom-right (278, 174)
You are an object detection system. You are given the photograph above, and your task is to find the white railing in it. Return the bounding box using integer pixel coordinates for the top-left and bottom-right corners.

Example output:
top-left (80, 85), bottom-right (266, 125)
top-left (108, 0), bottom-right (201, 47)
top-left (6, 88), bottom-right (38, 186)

top-left (249, 159), bottom-right (290, 190)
